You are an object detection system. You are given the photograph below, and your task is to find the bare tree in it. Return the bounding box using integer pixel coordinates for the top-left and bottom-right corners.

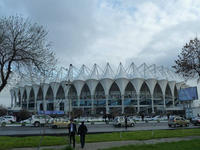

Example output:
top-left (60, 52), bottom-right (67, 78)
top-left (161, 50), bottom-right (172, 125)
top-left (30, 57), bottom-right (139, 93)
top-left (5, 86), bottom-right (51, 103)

top-left (0, 16), bottom-right (56, 92)
top-left (71, 108), bottom-right (83, 118)
top-left (173, 37), bottom-right (200, 82)
top-left (124, 107), bottom-right (135, 116)
top-left (0, 105), bottom-right (7, 116)
top-left (110, 107), bottom-right (121, 118)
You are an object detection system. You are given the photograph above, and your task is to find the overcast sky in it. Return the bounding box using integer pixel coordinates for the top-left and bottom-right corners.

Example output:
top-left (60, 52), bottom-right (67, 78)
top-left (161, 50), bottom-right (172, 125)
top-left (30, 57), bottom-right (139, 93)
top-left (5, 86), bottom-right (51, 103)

top-left (1, 0), bottom-right (200, 107)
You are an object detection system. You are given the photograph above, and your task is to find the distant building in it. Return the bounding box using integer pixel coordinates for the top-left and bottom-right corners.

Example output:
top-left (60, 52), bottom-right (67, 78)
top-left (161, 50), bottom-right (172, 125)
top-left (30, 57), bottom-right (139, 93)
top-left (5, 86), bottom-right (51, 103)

top-left (10, 63), bottom-right (186, 116)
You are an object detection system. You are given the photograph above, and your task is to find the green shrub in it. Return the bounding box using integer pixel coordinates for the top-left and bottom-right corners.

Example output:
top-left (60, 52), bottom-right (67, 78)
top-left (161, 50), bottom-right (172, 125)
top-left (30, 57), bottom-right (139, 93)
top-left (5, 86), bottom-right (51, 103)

top-left (1, 122), bottom-right (6, 127)
top-left (21, 122), bottom-right (26, 126)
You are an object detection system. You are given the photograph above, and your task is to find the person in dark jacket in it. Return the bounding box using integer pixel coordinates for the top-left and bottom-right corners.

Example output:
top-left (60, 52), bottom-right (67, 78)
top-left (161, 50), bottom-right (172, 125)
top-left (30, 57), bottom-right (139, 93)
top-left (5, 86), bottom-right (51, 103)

top-left (125, 116), bottom-right (128, 130)
top-left (78, 121), bottom-right (88, 149)
top-left (68, 119), bottom-right (77, 148)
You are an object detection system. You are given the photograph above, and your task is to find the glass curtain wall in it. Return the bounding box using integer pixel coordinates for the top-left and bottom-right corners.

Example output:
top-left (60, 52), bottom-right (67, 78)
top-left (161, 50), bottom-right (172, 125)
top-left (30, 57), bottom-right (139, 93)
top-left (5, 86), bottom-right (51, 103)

top-left (29, 88), bottom-right (35, 110)
top-left (94, 83), bottom-right (106, 115)
top-left (140, 82), bottom-right (151, 114)
top-left (109, 82), bottom-right (121, 114)
top-left (56, 86), bottom-right (65, 111)
top-left (80, 84), bottom-right (92, 115)
top-left (37, 87), bottom-right (43, 111)
top-left (153, 83), bottom-right (164, 113)
top-left (45, 87), bottom-right (54, 111)
top-left (165, 84), bottom-right (173, 107)
top-left (68, 85), bottom-right (78, 107)
top-left (124, 82), bottom-right (137, 114)
top-left (22, 90), bottom-right (27, 109)
top-left (174, 87), bottom-right (179, 106)
top-left (17, 91), bottom-right (21, 107)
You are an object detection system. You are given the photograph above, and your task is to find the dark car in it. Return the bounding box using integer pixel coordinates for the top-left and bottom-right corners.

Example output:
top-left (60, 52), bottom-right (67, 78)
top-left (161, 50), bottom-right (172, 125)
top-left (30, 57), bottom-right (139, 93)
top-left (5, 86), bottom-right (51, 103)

top-left (168, 116), bottom-right (189, 128)
top-left (191, 117), bottom-right (200, 126)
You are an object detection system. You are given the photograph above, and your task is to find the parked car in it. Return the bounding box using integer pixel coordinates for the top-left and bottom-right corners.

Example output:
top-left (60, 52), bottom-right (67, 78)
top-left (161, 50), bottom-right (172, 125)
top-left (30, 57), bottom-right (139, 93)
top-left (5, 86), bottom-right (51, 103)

top-left (51, 120), bottom-right (70, 129)
top-left (30, 115), bottom-right (53, 127)
top-left (144, 116), bottom-right (153, 121)
top-left (0, 118), bottom-right (10, 127)
top-left (3, 115), bottom-right (16, 123)
top-left (20, 118), bottom-right (31, 124)
top-left (168, 116), bottom-right (189, 127)
top-left (152, 115), bottom-right (167, 121)
top-left (53, 117), bottom-right (68, 122)
top-left (113, 116), bottom-right (135, 127)
top-left (152, 115), bottom-right (161, 121)
top-left (190, 117), bottom-right (200, 126)
top-left (128, 116), bottom-right (142, 121)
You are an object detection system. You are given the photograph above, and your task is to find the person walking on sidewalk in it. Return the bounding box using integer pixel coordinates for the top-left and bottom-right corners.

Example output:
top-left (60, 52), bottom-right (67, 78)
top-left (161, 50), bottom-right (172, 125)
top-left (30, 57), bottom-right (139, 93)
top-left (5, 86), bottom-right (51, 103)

top-left (68, 119), bottom-right (77, 148)
top-left (125, 116), bottom-right (128, 131)
top-left (78, 121), bottom-right (88, 149)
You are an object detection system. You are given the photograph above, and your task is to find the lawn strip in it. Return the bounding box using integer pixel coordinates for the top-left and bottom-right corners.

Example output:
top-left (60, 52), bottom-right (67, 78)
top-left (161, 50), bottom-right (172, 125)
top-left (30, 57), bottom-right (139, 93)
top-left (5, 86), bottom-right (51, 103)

top-left (100, 139), bottom-right (200, 150)
top-left (0, 128), bottom-right (200, 149)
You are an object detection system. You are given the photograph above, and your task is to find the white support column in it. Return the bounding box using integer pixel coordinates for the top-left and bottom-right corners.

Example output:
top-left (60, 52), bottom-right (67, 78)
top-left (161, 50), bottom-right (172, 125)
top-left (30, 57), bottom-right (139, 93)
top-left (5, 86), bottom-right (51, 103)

top-left (14, 93), bottom-right (17, 107)
top-left (151, 95), bottom-right (155, 113)
top-left (43, 99), bottom-right (47, 111)
top-left (91, 95), bottom-right (94, 115)
top-left (14, 93), bottom-right (16, 107)
top-left (34, 97), bottom-right (37, 113)
top-left (69, 98), bottom-right (72, 113)
top-left (172, 96), bottom-right (175, 107)
top-left (10, 92), bottom-right (14, 108)
top-left (11, 96), bottom-right (13, 108)
top-left (56, 101), bottom-right (60, 111)
top-left (78, 96), bottom-right (80, 108)
top-left (37, 102), bottom-right (40, 112)
top-left (163, 94), bottom-right (166, 109)
top-left (20, 94), bottom-right (23, 108)
top-left (137, 93), bottom-right (140, 113)
top-left (106, 95), bottom-right (109, 114)
top-left (26, 100), bottom-right (29, 110)
top-left (64, 100), bottom-right (68, 113)
top-left (121, 95), bottom-right (124, 114)
top-left (53, 97), bottom-right (56, 111)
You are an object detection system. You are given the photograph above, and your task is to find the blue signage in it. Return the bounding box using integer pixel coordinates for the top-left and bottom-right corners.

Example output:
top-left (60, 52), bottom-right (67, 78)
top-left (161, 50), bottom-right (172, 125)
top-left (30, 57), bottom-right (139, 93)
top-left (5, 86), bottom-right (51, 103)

top-left (38, 111), bottom-right (65, 115)
top-left (178, 87), bottom-right (198, 101)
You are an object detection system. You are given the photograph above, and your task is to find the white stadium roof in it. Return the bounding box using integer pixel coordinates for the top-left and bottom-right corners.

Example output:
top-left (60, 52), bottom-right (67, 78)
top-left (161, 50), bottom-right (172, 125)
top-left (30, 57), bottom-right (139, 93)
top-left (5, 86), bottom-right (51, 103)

top-left (14, 62), bottom-right (184, 87)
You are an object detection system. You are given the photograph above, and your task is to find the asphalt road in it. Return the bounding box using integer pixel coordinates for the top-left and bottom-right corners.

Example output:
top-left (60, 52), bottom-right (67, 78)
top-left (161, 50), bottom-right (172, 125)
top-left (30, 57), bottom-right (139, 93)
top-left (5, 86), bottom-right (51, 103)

top-left (0, 122), bottom-right (199, 136)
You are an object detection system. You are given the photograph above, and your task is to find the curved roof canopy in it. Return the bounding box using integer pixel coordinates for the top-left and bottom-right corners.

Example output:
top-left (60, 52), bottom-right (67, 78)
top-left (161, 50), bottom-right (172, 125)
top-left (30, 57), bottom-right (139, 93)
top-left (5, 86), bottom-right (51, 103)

top-left (14, 62), bottom-right (184, 87)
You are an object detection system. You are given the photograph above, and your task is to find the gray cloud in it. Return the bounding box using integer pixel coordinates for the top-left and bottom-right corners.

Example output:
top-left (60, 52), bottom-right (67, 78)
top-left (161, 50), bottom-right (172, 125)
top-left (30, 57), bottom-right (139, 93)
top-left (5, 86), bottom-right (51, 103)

top-left (1, 0), bottom-right (200, 106)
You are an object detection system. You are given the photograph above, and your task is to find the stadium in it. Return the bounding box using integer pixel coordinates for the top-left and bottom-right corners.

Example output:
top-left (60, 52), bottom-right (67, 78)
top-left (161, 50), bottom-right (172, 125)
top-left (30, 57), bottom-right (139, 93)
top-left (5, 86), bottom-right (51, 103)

top-left (10, 62), bottom-right (186, 116)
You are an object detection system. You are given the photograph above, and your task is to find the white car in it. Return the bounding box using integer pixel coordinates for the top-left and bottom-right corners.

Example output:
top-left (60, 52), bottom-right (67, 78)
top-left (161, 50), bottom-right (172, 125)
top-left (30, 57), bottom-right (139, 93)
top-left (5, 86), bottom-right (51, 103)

top-left (113, 116), bottom-right (135, 127)
top-left (3, 116), bottom-right (16, 123)
top-left (152, 115), bottom-right (168, 121)
top-left (128, 116), bottom-right (142, 121)
top-left (144, 116), bottom-right (153, 121)
top-left (30, 115), bottom-right (53, 127)
top-left (152, 115), bottom-right (161, 121)
top-left (0, 118), bottom-right (10, 126)
top-left (20, 118), bottom-right (31, 124)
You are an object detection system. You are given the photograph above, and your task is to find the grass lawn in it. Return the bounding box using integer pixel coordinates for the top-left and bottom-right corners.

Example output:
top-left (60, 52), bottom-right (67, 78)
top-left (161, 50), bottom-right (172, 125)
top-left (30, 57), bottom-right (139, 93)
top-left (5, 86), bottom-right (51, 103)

top-left (101, 139), bottom-right (200, 150)
top-left (1, 128), bottom-right (200, 150)
top-left (85, 128), bottom-right (200, 142)
top-left (0, 136), bottom-right (68, 150)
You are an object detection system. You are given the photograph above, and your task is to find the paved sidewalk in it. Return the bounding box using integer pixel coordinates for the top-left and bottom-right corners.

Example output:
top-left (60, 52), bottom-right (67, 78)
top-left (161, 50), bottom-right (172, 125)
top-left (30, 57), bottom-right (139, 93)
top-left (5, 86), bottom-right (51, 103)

top-left (12, 136), bottom-right (200, 150)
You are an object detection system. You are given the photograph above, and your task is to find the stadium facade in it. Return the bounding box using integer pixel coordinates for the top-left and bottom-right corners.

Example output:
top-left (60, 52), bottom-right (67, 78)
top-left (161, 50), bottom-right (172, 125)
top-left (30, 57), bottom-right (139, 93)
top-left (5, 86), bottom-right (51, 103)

top-left (10, 63), bottom-right (186, 115)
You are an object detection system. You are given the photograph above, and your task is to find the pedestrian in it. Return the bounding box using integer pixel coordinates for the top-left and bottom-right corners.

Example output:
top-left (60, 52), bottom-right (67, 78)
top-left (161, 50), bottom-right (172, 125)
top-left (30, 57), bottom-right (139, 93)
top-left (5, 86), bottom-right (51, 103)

top-left (141, 114), bottom-right (144, 121)
top-left (78, 121), bottom-right (88, 149)
top-left (125, 116), bottom-right (128, 130)
top-left (68, 119), bottom-right (77, 148)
